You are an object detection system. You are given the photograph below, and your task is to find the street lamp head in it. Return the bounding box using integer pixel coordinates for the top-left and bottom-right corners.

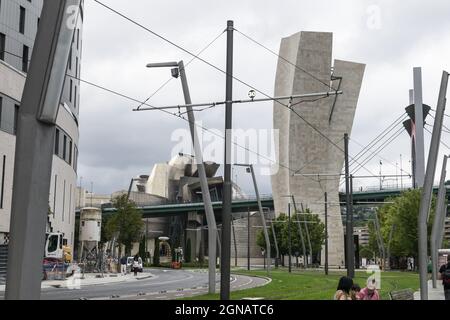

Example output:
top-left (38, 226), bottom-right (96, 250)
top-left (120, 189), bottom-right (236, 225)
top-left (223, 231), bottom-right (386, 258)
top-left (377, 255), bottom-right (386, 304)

top-left (146, 62), bottom-right (179, 68)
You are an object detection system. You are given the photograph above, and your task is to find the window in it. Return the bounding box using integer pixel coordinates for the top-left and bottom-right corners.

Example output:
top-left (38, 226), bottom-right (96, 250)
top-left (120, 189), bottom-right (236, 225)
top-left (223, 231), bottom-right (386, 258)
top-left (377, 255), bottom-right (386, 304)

top-left (1, 155), bottom-right (5, 209)
top-left (22, 45), bottom-right (29, 72)
top-left (63, 135), bottom-right (67, 161)
top-left (69, 140), bottom-right (73, 165)
top-left (55, 128), bottom-right (60, 155)
top-left (74, 86), bottom-right (77, 109)
top-left (14, 105), bottom-right (19, 134)
top-left (69, 79), bottom-right (73, 102)
top-left (19, 6), bottom-right (26, 34)
top-left (68, 48), bottom-right (72, 70)
top-left (0, 33), bottom-right (5, 61)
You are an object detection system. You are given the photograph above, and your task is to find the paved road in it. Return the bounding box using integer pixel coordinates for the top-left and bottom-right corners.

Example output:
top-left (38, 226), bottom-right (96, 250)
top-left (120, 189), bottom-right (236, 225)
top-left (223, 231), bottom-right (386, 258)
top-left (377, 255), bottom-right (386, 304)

top-left (0, 269), bottom-right (268, 300)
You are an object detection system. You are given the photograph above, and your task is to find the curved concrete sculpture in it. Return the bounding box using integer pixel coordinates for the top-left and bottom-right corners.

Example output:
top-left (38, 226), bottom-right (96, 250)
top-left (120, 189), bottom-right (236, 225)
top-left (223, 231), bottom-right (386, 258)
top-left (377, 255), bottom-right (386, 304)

top-left (271, 31), bottom-right (365, 267)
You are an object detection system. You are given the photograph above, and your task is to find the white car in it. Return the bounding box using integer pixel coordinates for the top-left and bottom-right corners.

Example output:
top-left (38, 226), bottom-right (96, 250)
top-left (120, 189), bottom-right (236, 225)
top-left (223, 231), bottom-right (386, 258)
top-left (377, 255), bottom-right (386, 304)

top-left (127, 257), bottom-right (143, 273)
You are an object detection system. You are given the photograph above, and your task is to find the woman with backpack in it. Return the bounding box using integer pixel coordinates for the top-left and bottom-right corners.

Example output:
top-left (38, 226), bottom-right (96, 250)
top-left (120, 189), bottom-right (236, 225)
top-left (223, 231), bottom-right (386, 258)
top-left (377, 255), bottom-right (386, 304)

top-left (439, 255), bottom-right (450, 300)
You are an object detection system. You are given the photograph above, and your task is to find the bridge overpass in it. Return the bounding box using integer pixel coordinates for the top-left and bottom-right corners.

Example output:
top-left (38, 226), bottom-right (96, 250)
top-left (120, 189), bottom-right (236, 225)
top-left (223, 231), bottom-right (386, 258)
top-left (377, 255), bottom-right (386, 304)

top-left (77, 186), bottom-right (450, 219)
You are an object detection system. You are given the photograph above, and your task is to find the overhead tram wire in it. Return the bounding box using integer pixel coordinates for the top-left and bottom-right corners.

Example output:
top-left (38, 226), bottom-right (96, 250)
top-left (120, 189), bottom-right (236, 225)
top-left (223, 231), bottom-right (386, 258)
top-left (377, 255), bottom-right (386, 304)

top-left (424, 126), bottom-right (450, 151)
top-left (350, 137), bottom-right (412, 176)
top-left (93, 0), bottom-right (379, 178)
top-left (349, 114), bottom-right (408, 166)
top-left (67, 74), bottom-right (323, 185)
top-left (234, 28), bottom-right (337, 91)
top-left (135, 29), bottom-right (226, 111)
top-left (428, 112), bottom-right (450, 135)
top-left (351, 126), bottom-right (405, 176)
top-left (349, 120), bottom-right (406, 171)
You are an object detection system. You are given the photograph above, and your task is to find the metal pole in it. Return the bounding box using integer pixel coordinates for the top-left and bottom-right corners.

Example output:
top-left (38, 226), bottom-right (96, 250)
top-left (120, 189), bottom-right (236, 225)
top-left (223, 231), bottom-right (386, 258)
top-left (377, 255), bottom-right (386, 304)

top-left (231, 219), bottom-right (237, 267)
top-left (324, 192), bottom-right (329, 275)
top-left (301, 203), bottom-right (313, 268)
top-left (178, 61), bottom-right (218, 295)
top-left (250, 165), bottom-right (270, 276)
top-left (271, 220), bottom-right (280, 268)
top-left (400, 155), bottom-right (404, 189)
top-left (418, 71), bottom-right (449, 300)
top-left (247, 208), bottom-right (250, 271)
top-left (374, 212), bottom-right (385, 269)
top-left (5, 0), bottom-right (79, 300)
top-left (288, 203), bottom-right (292, 273)
top-left (350, 175), bottom-right (355, 270)
top-left (290, 197), bottom-right (306, 268)
top-left (414, 68), bottom-right (426, 188)
top-left (386, 224), bottom-right (396, 271)
top-left (221, 20), bottom-right (234, 301)
top-left (344, 133), bottom-right (354, 278)
top-left (431, 155), bottom-right (448, 288)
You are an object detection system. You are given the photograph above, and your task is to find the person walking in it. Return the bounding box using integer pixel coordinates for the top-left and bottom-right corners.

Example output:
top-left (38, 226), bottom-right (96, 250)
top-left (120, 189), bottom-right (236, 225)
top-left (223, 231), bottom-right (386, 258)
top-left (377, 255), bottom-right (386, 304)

top-left (133, 254), bottom-right (140, 277)
top-left (120, 256), bottom-right (127, 275)
top-left (358, 278), bottom-right (380, 300)
top-left (334, 276), bottom-right (354, 300)
top-left (439, 255), bottom-right (450, 300)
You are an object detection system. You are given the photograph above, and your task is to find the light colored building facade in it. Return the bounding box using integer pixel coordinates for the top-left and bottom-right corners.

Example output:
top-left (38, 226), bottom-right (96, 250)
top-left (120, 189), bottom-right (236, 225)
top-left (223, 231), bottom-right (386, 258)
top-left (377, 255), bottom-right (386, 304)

top-left (0, 0), bottom-right (84, 248)
top-left (354, 227), bottom-right (370, 247)
top-left (271, 31), bottom-right (365, 267)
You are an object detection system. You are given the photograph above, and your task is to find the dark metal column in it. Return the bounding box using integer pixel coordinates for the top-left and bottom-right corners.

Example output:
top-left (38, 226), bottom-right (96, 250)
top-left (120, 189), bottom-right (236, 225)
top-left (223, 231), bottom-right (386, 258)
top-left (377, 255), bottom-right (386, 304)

top-left (344, 133), bottom-right (354, 278)
top-left (220, 20), bottom-right (234, 300)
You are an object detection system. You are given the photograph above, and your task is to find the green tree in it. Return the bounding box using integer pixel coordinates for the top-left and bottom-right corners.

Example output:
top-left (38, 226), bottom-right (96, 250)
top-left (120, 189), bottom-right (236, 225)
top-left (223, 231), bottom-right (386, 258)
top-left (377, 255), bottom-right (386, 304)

top-left (105, 194), bottom-right (144, 256)
top-left (369, 189), bottom-right (437, 267)
top-left (257, 211), bottom-right (325, 261)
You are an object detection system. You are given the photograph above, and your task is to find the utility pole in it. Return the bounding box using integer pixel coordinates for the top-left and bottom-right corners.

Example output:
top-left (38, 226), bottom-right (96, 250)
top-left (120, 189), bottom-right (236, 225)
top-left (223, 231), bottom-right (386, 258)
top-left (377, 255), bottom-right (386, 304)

top-left (288, 203), bottom-right (292, 273)
top-left (231, 219), bottom-right (237, 267)
top-left (271, 220), bottom-right (280, 268)
top-left (221, 20), bottom-right (234, 301)
top-left (178, 61), bottom-right (218, 295)
top-left (344, 133), bottom-right (355, 278)
top-left (379, 161), bottom-right (383, 190)
top-left (5, 0), bottom-right (80, 300)
top-left (324, 192), bottom-right (329, 276)
top-left (247, 208), bottom-right (250, 271)
top-left (350, 175), bottom-right (355, 269)
top-left (431, 155), bottom-right (448, 288)
top-left (146, 60), bottom-right (219, 295)
top-left (90, 182), bottom-right (93, 207)
top-left (400, 155), bottom-right (404, 189)
top-left (418, 71), bottom-right (448, 300)
top-left (290, 196), bottom-right (307, 268)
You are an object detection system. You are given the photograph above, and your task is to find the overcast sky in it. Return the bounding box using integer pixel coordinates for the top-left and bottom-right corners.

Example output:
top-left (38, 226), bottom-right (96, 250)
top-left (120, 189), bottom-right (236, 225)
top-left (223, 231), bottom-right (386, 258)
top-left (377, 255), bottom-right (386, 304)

top-left (77, 0), bottom-right (450, 196)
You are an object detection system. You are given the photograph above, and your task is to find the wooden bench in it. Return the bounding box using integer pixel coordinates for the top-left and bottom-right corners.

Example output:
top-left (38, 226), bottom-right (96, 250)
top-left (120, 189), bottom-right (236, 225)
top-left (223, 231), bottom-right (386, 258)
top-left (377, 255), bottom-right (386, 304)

top-left (389, 289), bottom-right (415, 300)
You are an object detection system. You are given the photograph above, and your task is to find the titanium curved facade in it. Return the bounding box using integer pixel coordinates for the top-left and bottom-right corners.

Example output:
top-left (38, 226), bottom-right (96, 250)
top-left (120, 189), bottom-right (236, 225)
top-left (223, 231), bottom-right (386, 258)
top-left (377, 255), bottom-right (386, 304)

top-left (0, 0), bottom-right (83, 248)
top-left (271, 31), bottom-right (365, 267)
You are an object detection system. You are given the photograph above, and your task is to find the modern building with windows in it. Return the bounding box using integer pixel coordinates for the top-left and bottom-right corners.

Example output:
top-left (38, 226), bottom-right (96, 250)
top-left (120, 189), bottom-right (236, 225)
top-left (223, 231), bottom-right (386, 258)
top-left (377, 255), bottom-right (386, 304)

top-left (0, 0), bottom-right (83, 250)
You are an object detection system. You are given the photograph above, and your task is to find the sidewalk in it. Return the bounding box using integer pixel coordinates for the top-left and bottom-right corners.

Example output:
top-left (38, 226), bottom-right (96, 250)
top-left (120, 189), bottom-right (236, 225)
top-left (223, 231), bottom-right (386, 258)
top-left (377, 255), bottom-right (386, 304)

top-left (0, 272), bottom-right (154, 291)
top-left (414, 280), bottom-right (445, 300)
